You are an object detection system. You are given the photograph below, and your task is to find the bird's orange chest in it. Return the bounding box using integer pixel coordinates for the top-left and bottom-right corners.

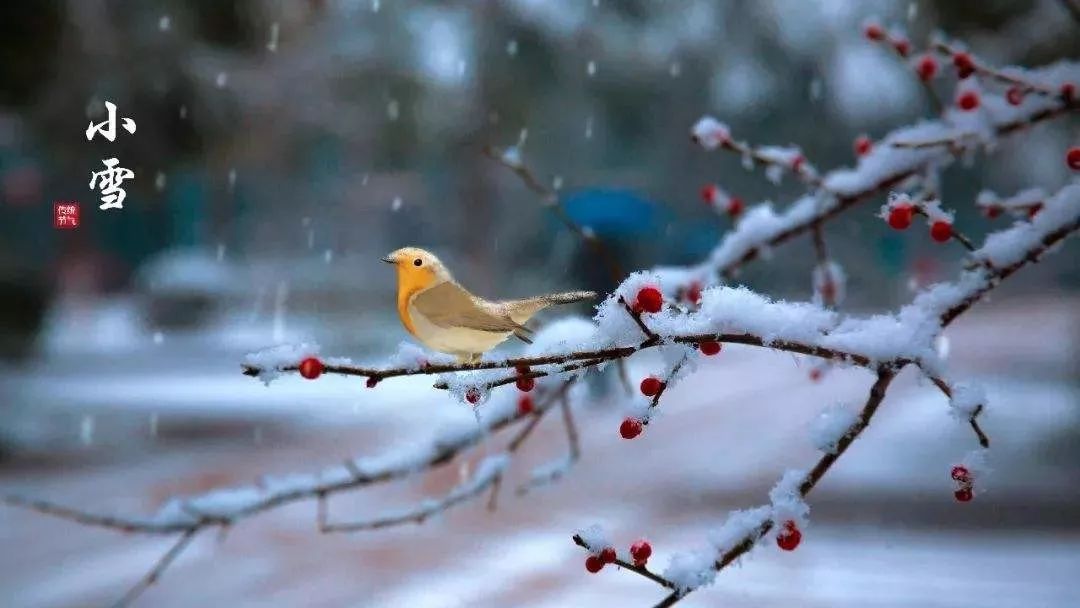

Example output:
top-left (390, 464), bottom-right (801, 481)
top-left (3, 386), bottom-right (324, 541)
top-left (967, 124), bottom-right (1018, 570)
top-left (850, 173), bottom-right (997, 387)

top-left (395, 267), bottom-right (436, 337)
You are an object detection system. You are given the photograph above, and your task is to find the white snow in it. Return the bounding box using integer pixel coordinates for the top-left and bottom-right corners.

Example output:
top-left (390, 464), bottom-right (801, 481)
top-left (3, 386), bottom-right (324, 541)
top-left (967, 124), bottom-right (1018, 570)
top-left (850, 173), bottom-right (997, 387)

top-left (243, 343), bottom-right (320, 385)
top-left (576, 523), bottom-right (610, 553)
top-left (811, 404), bottom-right (858, 453)
top-left (690, 116), bottom-right (730, 150)
top-left (949, 382), bottom-right (987, 419)
top-left (976, 183), bottom-right (1080, 268)
top-left (768, 469), bottom-right (810, 529)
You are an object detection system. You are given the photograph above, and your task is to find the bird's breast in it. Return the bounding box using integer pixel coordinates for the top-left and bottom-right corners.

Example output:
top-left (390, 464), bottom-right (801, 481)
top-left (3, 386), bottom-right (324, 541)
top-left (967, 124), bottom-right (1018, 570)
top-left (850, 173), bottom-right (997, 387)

top-left (397, 280), bottom-right (431, 338)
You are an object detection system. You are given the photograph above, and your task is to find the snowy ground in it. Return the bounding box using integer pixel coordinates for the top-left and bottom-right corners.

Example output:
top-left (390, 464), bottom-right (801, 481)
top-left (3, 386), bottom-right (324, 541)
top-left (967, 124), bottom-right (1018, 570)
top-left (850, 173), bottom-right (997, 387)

top-left (0, 295), bottom-right (1077, 607)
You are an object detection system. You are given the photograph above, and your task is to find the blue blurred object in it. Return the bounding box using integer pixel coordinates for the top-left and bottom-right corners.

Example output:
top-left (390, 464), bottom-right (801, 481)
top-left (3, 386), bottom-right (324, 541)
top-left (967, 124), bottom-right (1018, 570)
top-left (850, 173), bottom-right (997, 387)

top-left (560, 189), bottom-right (668, 239)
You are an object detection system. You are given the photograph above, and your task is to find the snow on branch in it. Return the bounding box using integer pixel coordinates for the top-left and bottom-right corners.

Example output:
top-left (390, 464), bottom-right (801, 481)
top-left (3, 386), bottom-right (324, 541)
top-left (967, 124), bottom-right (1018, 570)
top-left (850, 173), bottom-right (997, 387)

top-left (688, 55), bottom-right (1077, 280)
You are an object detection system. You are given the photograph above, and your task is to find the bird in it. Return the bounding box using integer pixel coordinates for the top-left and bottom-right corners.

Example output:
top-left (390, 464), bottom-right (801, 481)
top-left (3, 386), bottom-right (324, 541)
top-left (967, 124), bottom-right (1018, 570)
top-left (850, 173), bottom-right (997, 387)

top-left (383, 247), bottom-right (596, 362)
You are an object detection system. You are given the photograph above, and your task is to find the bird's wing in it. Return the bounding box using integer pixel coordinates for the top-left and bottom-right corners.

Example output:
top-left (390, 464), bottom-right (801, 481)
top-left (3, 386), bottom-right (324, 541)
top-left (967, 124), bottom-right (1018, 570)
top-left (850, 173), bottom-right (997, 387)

top-left (412, 281), bottom-right (524, 332)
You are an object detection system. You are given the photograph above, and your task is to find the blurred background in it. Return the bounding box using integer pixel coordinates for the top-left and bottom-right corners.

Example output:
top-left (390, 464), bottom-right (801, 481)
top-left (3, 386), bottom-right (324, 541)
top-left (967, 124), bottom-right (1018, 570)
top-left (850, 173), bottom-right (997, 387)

top-left (0, 1), bottom-right (1078, 607)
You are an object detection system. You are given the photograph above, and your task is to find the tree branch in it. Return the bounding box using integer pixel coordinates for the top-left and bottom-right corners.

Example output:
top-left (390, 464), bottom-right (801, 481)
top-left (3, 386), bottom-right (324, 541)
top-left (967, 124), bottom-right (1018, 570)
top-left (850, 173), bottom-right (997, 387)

top-left (110, 529), bottom-right (198, 608)
top-left (482, 144), bottom-right (625, 283)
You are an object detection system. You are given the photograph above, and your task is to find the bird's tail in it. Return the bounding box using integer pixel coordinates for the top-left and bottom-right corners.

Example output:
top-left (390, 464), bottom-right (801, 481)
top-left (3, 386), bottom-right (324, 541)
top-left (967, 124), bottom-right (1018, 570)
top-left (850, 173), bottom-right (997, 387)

top-left (541, 290), bottom-right (597, 305)
top-left (504, 290), bottom-right (597, 324)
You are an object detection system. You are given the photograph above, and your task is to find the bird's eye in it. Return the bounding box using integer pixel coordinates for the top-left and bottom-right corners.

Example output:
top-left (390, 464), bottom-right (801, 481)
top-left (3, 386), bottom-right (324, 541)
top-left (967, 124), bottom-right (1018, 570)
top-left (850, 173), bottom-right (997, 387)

top-left (413, 258), bottom-right (423, 267)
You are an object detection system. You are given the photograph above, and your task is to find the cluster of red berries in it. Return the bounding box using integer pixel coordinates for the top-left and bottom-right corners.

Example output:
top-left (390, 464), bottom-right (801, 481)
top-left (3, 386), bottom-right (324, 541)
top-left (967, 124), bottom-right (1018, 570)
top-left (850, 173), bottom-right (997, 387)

top-left (632, 286), bottom-right (664, 314)
top-left (952, 465), bottom-right (974, 502)
top-left (776, 520), bottom-right (802, 551)
top-left (585, 540), bottom-right (652, 573)
top-left (947, 52), bottom-right (979, 111)
top-left (863, 23), bottom-right (909, 57)
top-left (886, 204), bottom-right (953, 243)
top-left (700, 184), bottom-right (744, 217)
top-left (299, 357), bottom-right (323, 380)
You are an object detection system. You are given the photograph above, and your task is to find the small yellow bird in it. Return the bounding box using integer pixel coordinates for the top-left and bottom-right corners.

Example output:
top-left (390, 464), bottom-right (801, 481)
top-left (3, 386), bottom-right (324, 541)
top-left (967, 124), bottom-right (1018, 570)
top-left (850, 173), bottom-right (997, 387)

top-left (383, 247), bottom-right (596, 362)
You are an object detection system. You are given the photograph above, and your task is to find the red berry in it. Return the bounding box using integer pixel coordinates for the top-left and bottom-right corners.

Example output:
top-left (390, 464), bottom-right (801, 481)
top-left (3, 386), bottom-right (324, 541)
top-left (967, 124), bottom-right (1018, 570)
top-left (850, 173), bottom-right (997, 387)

top-left (1061, 83), bottom-right (1076, 103)
top-left (820, 280), bottom-right (837, 302)
top-left (699, 341), bottom-right (721, 356)
top-left (640, 376), bottom-right (663, 397)
top-left (864, 23), bottom-right (884, 40)
top-left (1005, 86), bottom-right (1024, 106)
top-left (585, 555), bottom-right (604, 573)
top-left (930, 221), bottom-right (952, 243)
top-left (727, 196), bottom-right (744, 217)
top-left (635, 286), bottom-right (663, 314)
top-left (700, 184), bottom-right (719, 205)
top-left (954, 487), bottom-right (973, 502)
top-left (854, 135), bottom-right (872, 157)
top-left (600, 547), bottom-right (617, 564)
top-left (983, 205), bottom-right (1002, 219)
top-left (893, 39), bottom-right (910, 57)
top-left (465, 387), bottom-right (481, 405)
top-left (516, 375), bottom-right (535, 392)
top-left (887, 205), bottom-right (913, 230)
top-left (791, 154), bottom-right (805, 172)
top-left (517, 394), bottom-right (534, 415)
top-left (957, 90), bottom-right (980, 111)
top-left (1028, 203), bottom-right (1043, 218)
top-left (951, 465), bottom-right (971, 483)
top-left (953, 52), bottom-right (975, 79)
top-left (776, 521), bottom-right (802, 551)
top-left (1067, 147), bottom-right (1080, 171)
top-left (809, 368), bottom-right (823, 382)
top-left (630, 540), bottom-right (652, 564)
top-left (365, 377), bottom-right (379, 388)
top-left (298, 357), bottom-right (323, 380)
top-left (916, 55), bottom-right (938, 81)
top-left (685, 281), bottom-right (702, 305)
top-left (620, 417), bottom-right (643, 439)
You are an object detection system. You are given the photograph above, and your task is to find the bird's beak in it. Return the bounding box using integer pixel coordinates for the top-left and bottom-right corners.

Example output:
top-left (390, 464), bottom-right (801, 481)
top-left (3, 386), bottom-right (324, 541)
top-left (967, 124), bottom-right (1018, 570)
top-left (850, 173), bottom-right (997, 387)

top-left (382, 256), bottom-right (395, 264)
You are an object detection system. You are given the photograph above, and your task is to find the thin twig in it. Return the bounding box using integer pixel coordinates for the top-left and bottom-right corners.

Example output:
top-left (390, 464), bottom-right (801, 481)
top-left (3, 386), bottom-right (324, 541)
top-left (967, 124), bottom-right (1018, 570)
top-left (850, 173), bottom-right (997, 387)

top-left (483, 145), bottom-right (625, 282)
top-left (699, 135), bottom-right (823, 189)
top-left (923, 373), bottom-right (991, 448)
top-left (110, 529), bottom-right (198, 608)
top-left (517, 390), bottom-right (582, 494)
top-left (932, 41), bottom-right (1059, 97)
top-left (572, 534), bottom-right (677, 589)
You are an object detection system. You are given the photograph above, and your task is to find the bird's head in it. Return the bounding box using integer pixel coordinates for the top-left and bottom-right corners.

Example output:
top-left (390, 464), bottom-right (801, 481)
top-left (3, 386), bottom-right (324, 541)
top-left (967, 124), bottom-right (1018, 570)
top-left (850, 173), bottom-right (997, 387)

top-left (383, 247), bottom-right (452, 291)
